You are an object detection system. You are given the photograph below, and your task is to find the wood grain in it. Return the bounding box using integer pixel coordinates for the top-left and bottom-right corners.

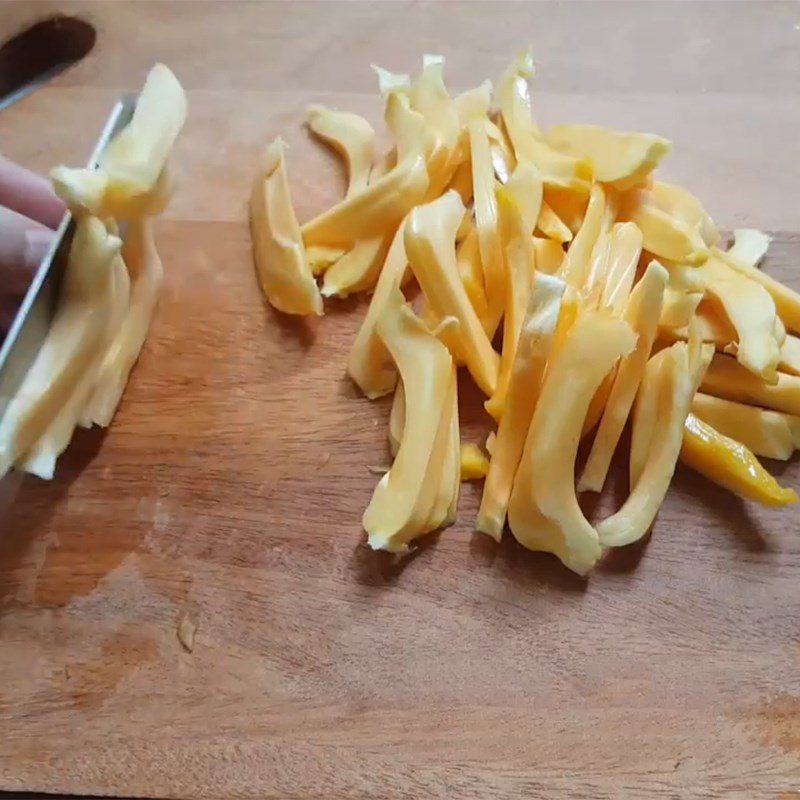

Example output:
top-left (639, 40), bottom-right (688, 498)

top-left (1, 2), bottom-right (800, 798)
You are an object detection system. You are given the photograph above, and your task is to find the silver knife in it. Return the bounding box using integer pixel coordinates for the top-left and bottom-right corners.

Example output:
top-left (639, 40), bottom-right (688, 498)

top-left (0, 95), bottom-right (137, 425)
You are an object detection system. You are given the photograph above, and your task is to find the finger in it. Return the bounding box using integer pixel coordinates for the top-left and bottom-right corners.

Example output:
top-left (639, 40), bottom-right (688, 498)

top-left (0, 205), bottom-right (53, 284)
top-left (0, 155), bottom-right (65, 229)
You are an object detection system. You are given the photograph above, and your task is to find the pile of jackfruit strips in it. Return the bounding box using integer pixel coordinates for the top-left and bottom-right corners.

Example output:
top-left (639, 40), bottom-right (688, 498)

top-left (0, 65), bottom-right (186, 481)
top-left (251, 50), bottom-right (800, 575)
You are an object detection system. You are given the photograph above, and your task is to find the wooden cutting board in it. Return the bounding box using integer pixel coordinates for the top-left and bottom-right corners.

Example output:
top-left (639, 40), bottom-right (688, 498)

top-left (1, 2), bottom-right (799, 797)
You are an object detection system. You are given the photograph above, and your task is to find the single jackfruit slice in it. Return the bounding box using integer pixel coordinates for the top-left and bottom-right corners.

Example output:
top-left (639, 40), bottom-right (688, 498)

top-left (347, 219), bottom-right (409, 397)
top-left (701, 354), bottom-right (800, 416)
top-left (628, 348), bottom-right (670, 487)
top-left (77, 220), bottom-right (162, 429)
top-left (503, 160), bottom-right (544, 235)
top-left (651, 182), bottom-right (719, 246)
top-left (620, 188), bottom-right (708, 264)
top-left (371, 64), bottom-right (410, 96)
top-left (726, 228), bottom-right (770, 268)
top-left (579, 261), bottom-right (667, 492)
top-left (536, 200), bottom-right (573, 243)
top-left (598, 222), bottom-right (643, 315)
top-left (469, 119), bottom-right (505, 336)
top-left (597, 336), bottom-right (713, 548)
top-left (681, 414), bottom-right (797, 506)
top-left (388, 377), bottom-right (405, 458)
top-left (301, 151), bottom-right (429, 247)
top-left (0, 217), bottom-right (120, 477)
top-left (659, 288), bottom-right (703, 331)
top-left (496, 50), bottom-right (592, 192)
top-left (508, 310), bottom-right (636, 573)
top-left (454, 81), bottom-right (492, 126)
top-left (363, 291), bottom-right (454, 552)
top-left (404, 191), bottom-right (500, 396)
top-left (321, 234), bottom-right (391, 298)
top-left (485, 118), bottom-right (516, 184)
top-left (542, 187), bottom-right (588, 235)
top-left (485, 188), bottom-right (536, 420)
top-left (306, 244), bottom-right (347, 275)
top-left (98, 64), bottom-right (186, 207)
top-left (250, 139), bottom-right (322, 316)
top-left (533, 236), bottom-right (565, 275)
top-left (306, 106), bottom-right (375, 199)
top-left (548, 124), bottom-right (671, 190)
top-left (477, 273), bottom-right (565, 540)
top-left (384, 91), bottom-right (435, 164)
top-left (779, 335), bottom-right (800, 377)
top-left (460, 443), bottom-right (489, 480)
top-left (722, 232), bottom-right (800, 334)
top-left (560, 183), bottom-right (606, 290)
top-left (408, 55), bottom-right (459, 153)
top-left (456, 227), bottom-right (490, 328)
top-left (693, 256), bottom-right (779, 382)
top-left (691, 392), bottom-right (799, 461)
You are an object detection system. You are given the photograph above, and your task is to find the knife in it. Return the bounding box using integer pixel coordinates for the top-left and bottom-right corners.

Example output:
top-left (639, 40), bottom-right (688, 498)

top-left (0, 96), bottom-right (137, 425)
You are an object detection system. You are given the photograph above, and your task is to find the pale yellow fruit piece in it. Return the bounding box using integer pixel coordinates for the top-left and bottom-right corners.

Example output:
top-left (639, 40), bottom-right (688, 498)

top-left (659, 288), bottom-right (703, 330)
top-left (301, 152), bottom-right (429, 247)
top-left (701, 354), bottom-right (800, 416)
top-left (560, 183), bottom-right (606, 290)
top-left (408, 55), bottom-right (459, 152)
top-left (597, 336), bottom-right (713, 548)
top-left (485, 118), bottom-right (516, 184)
top-left (456, 228), bottom-right (490, 328)
top-left (503, 160), bottom-right (544, 235)
top-left (548, 124), bottom-right (671, 189)
top-left (579, 261), bottom-right (667, 493)
top-left (726, 228), bottom-right (770, 267)
top-left (696, 256), bottom-right (779, 382)
top-left (347, 219), bottom-right (409, 398)
top-left (19, 242), bottom-right (126, 478)
top-left (82, 219), bottom-right (164, 428)
top-left (0, 217), bottom-right (120, 477)
top-left (306, 106), bottom-right (375, 198)
top-left (507, 309), bottom-right (635, 573)
top-left (536, 200), bottom-right (573, 243)
top-left (363, 291), bottom-right (454, 552)
top-left (454, 80), bottom-right (492, 126)
top-left (321, 234), bottom-right (391, 298)
top-left (469, 119), bottom-right (505, 337)
top-left (388, 378), bottom-right (405, 458)
top-left (723, 232), bottom-right (800, 334)
top-left (533, 236), bottom-right (564, 275)
top-left (620, 188), bottom-right (708, 264)
top-left (599, 223), bottom-right (643, 315)
top-left (371, 64), bottom-right (410, 96)
top-left (542, 187), bottom-right (587, 235)
top-left (447, 158), bottom-right (473, 204)
top-left (780, 335), bottom-right (800, 376)
top-left (307, 244), bottom-right (346, 276)
top-left (405, 191), bottom-right (500, 396)
top-left (496, 49), bottom-right (592, 192)
top-left (660, 259), bottom-right (704, 293)
top-left (651, 182), bottom-right (719, 246)
top-left (628, 348), bottom-right (670, 487)
top-left (250, 139), bottom-right (322, 316)
top-left (681, 414), bottom-right (796, 506)
top-left (384, 92), bottom-right (434, 164)
top-left (478, 273), bottom-right (565, 540)
top-left (460, 443), bottom-right (489, 480)
top-left (691, 392), bottom-right (799, 461)
top-left (485, 189), bottom-right (537, 420)
top-left (100, 64), bottom-right (186, 202)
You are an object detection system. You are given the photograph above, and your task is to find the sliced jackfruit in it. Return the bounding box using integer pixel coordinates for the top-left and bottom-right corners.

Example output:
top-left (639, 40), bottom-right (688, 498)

top-left (508, 310), bottom-right (636, 573)
top-left (306, 106), bottom-right (375, 198)
top-left (598, 222), bottom-right (643, 315)
top-left (250, 139), bottom-right (322, 316)
top-left (681, 414), bottom-right (797, 506)
top-left (321, 234), bottom-right (391, 298)
top-left (548, 124), bottom-right (671, 190)
top-left (533, 236), bottom-right (565, 275)
top-left (651, 182), bottom-right (719, 246)
top-left (404, 191), bottom-right (500, 396)
top-left (579, 260), bottom-right (667, 492)
top-left (460, 442), bottom-right (489, 480)
top-left (560, 183), bottom-right (605, 290)
top-left (477, 273), bottom-right (566, 540)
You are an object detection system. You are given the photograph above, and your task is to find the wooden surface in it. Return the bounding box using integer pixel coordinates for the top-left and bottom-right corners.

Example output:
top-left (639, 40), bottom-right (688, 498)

top-left (1, 2), bottom-right (800, 798)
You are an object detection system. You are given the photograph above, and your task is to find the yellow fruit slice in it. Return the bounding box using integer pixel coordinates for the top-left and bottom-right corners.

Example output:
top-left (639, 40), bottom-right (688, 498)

top-left (460, 443), bottom-right (489, 480)
top-left (560, 183), bottom-right (605, 290)
top-left (477, 273), bottom-right (566, 540)
top-left (681, 414), bottom-right (797, 506)
top-left (250, 139), bottom-right (322, 316)
top-left (404, 191), bottom-right (500, 396)
top-left (508, 310), bottom-right (636, 573)
top-left (548, 124), bottom-right (671, 189)
top-left (321, 234), bottom-right (391, 298)
top-left (599, 222), bottom-right (643, 314)
top-left (306, 106), bottom-right (375, 198)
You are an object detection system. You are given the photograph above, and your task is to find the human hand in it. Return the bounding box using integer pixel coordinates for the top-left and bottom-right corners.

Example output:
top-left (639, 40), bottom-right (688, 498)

top-left (0, 156), bottom-right (65, 335)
